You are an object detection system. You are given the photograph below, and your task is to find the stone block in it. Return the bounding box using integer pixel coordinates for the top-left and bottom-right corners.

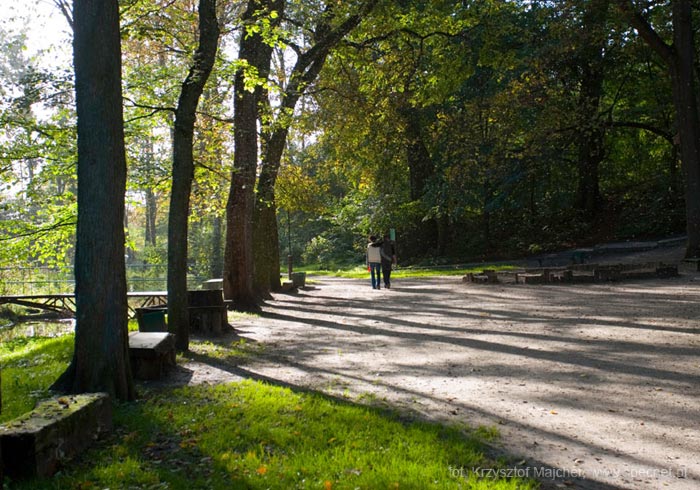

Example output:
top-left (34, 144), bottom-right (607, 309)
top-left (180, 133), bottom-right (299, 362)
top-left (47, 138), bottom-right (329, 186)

top-left (0, 393), bottom-right (112, 479)
top-left (129, 332), bottom-right (176, 380)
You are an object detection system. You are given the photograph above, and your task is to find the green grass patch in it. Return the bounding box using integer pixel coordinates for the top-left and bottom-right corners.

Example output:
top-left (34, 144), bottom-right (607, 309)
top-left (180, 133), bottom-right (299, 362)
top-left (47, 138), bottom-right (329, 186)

top-left (302, 264), bottom-right (519, 279)
top-left (0, 334), bottom-right (73, 423)
top-left (12, 381), bottom-right (538, 489)
top-left (189, 338), bottom-right (266, 362)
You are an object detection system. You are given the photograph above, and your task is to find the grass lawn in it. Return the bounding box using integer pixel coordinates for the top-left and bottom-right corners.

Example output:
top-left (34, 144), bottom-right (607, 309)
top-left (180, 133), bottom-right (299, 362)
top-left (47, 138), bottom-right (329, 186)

top-left (299, 264), bottom-right (519, 280)
top-left (0, 335), bottom-right (74, 423)
top-left (1, 320), bottom-right (537, 489)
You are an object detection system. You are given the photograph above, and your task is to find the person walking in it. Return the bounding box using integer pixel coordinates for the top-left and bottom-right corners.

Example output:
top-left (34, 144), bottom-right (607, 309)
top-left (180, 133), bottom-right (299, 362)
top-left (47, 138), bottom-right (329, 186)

top-left (366, 235), bottom-right (382, 289)
top-left (379, 233), bottom-right (397, 288)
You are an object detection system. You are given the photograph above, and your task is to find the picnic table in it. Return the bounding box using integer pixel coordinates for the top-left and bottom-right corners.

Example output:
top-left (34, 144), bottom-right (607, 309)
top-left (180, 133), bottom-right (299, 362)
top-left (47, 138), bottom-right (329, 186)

top-left (134, 289), bottom-right (229, 335)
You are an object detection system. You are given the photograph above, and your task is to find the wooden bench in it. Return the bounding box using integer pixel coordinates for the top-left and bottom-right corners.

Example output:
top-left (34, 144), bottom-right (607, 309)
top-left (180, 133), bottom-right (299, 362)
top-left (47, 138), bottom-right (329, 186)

top-left (128, 332), bottom-right (176, 380)
top-left (466, 270), bottom-right (498, 284)
top-left (0, 393), bottom-right (111, 478)
top-left (549, 269), bottom-right (573, 283)
top-left (515, 272), bottom-right (544, 284)
top-left (594, 265), bottom-right (622, 282)
top-left (515, 267), bottom-right (566, 284)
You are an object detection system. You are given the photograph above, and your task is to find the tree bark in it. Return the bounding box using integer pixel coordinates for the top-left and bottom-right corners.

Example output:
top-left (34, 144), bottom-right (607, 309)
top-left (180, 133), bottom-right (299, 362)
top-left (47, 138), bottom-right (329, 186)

top-left (52, 0), bottom-right (133, 400)
top-left (254, 126), bottom-right (286, 294)
top-left (145, 187), bottom-right (157, 247)
top-left (402, 106), bottom-right (434, 202)
top-left (167, 0), bottom-right (220, 351)
top-left (223, 0), bottom-right (279, 310)
top-left (575, 0), bottom-right (609, 220)
top-left (399, 103), bottom-right (439, 252)
top-left (617, 0), bottom-right (700, 257)
top-left (209, 214), bottom-right (224, 278)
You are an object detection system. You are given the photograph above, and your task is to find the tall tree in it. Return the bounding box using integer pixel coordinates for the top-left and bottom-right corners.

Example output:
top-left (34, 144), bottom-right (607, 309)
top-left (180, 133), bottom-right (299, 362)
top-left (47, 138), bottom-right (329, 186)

top-left (223, 0), bottom-right (280, 310)
top-left (617, 0), bottom-right (700, 257)
top-left (52, 0), bottom-right (134, 400)
top-left (253, 0), bottom-right (380, 294)
top-left (167, 0), bottom-right (220, 351)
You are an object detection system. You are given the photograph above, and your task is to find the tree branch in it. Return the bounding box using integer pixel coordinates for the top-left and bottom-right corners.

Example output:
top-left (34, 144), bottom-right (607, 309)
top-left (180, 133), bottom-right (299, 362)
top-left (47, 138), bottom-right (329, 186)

top-left (123, 98), bottom-right (176, 122)
top-left (0, 217), bottom-right (76, 242)
top-left (53, 0), bottom-right (74, 31)
top-left (615, 0), bottom-right (675, 66)
top-left (608, 120), bottom-right (675, 144)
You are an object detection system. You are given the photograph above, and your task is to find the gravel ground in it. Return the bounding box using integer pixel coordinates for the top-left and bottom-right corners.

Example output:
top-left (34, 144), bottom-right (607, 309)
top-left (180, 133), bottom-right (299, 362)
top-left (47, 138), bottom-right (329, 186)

top-left (162, 250), bottom-right (700, 490)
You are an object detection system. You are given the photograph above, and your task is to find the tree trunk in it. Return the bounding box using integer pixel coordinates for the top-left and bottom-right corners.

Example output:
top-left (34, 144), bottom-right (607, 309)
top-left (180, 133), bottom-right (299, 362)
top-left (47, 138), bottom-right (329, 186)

top-left (618, 0), bottom-right (700, 257)
top-left (224, 0), bottom-right (279, 309)
top-left (145, 187), bottom-right (157, 247)
top-left (209, 214), bottom-right (224, 278)
top-left (254, 128), bottom-right (287, 294)
top-left (167, 0), bottom-right (220, 351)
top-left (669, 1), bottom-right (700, 257)
top-left (403, 107), bottom-right (434, 202)
top-left (401, 104), bottom-right (439, 252)
top-left (52, 0), bottom-right (133, 400)
top-left (575, 0), bottom-right (609, 220)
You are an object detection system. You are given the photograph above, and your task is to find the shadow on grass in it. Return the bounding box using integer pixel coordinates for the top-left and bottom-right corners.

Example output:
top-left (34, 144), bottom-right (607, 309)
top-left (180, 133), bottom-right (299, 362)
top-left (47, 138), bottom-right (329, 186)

top-left (8, 348), bottom-right (539, 490)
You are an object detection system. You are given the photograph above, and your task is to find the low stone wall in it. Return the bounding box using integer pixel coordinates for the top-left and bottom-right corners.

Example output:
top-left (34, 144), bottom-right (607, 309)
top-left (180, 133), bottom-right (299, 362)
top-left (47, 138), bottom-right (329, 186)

top-left (0, 392), bottom-right (112, 479)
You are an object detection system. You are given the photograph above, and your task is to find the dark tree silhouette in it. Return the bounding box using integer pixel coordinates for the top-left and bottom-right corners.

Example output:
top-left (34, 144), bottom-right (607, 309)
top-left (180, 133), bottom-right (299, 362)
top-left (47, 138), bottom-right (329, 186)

top-left (617, 0), bottom-right (700, 257)
top-left (167, 0), bottom-right (220, 352)
top-left (52, 0), bottom-right (133, 400)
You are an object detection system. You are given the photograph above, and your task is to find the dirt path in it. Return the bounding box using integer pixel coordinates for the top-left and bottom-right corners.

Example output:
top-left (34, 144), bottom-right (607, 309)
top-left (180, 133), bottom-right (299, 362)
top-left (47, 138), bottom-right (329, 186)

top-left (211, 266), bottom-right (700, 490)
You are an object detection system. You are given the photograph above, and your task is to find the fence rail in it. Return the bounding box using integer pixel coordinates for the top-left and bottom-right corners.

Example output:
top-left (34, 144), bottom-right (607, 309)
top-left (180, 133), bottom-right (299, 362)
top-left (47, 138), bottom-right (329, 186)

top-left (0, 265), bottom-right (204, 295)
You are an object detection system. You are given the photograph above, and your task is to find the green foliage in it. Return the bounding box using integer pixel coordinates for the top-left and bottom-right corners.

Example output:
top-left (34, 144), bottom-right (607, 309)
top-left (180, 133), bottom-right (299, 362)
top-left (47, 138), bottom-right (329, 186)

top-left (300, 231), bottom-right (362, 269)
top-left (141, 243), bottom-right (168, 265)
top-left (302, 234), bottom-right (334, 267)
top-left (0, 20), bottom-right (77, 270)
top-left (286, 0), bottom-right (686, 264)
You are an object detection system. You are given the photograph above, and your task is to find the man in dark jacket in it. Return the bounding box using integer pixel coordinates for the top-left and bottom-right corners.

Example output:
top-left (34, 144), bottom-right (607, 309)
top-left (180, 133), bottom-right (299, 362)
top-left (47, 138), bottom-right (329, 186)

top-left (379, 234), bottom-right (397, 288)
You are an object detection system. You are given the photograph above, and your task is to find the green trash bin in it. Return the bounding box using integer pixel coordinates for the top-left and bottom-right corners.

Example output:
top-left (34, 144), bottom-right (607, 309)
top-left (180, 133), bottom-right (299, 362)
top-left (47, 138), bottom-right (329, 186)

top-left (136, 307), bottom-right (167, 332)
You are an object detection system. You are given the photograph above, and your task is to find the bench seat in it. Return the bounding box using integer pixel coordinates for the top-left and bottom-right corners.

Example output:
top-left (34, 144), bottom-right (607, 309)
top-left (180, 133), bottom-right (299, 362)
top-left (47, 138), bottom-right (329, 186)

top-left (128, 332), bottom-right (176, 380)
